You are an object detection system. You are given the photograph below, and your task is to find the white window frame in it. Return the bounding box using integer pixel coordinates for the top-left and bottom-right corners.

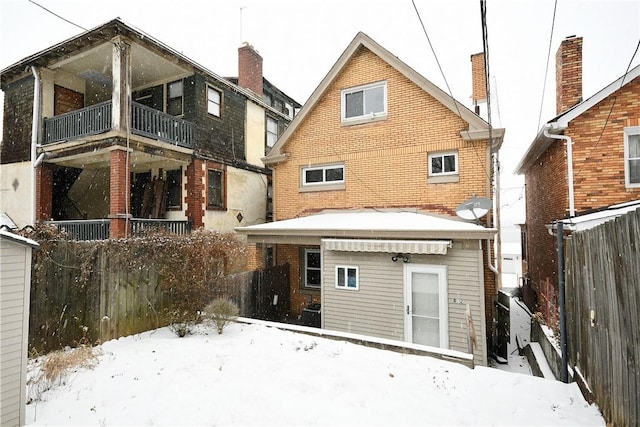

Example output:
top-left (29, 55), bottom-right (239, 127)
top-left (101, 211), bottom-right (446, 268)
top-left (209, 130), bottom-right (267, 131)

top-left (266, 116), bottom-right (278, 148)
top-left (167, 79), bottom-right (184, 116)
top-left (302, 164), bottom-right (345, 186)
top-left (304, 248), bottom-right (321, 289)
top-left (207, 85), bottom-right (222, 117)
top-left (341, 81), bottom-right (387, 124)
top-left (428, 151), bottom-right (459, 177)
top-left (624, 126), bottom-right (640, 188)
top-left (335, 265), bottom-right (359, 290)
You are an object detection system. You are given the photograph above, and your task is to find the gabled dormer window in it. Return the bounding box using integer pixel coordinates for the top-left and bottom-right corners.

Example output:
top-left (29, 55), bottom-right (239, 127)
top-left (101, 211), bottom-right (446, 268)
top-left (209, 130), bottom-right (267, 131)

top-left (341, 81), bottom-right (387, 125)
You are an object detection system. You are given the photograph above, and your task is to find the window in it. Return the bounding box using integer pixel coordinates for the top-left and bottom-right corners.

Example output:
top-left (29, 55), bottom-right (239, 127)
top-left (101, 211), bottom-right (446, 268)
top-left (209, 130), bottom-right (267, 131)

top-left (207, 168), bottom-right (225, 209)
top-left (166, 169), bottom-right (182, 209)
top-left (429, 151), bottom-right (458, 176)
top-left (302, 164), bottom-right (345, 186)
top-left (207, 86), bottom-right (222, 117)
top-left (304, 249), bottom-right (321, 288)
top-left (341, 81), bottom-right (387, 123)
top-left (625, 127), bottom-right (640, 188)
top-left (266, 117), bottom-right (278, 148)
top-left (167, 80), bottom-right (183, 116)
top-left (336, 265), bottom-right (359, 290)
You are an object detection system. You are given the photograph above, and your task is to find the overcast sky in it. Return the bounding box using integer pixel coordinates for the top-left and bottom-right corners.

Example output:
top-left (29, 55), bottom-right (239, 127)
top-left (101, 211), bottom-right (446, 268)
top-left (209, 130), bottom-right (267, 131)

top-left (1, 0), bottom-right (639, 224)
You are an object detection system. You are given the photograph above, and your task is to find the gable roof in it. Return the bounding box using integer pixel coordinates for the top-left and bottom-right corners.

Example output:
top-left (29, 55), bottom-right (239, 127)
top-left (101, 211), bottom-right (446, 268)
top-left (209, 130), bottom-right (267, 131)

top-left (264, 32), bottom-right (503, 165)
top-left (515, 64), bottom-right (640, 174)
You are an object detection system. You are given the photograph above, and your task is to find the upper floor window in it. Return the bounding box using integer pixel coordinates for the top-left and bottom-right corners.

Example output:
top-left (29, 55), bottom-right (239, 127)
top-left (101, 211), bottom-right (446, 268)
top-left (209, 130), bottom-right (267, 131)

top-left (624, 127), bottom-right (640, 188)
top-left (167, 80), bottom-right (183, 116)
top-left (266, 116), bottom-right (278, 148)
top-left (207, 86), bottom-right (222, 117)
top-left (302, 164), bottom-right (345, 186)
top-left (341, 81), bottom-right (387, 124)
top-left (207, 167), bottom-right (225, 210)
top-left (429, 151), bottom-right (458, 176)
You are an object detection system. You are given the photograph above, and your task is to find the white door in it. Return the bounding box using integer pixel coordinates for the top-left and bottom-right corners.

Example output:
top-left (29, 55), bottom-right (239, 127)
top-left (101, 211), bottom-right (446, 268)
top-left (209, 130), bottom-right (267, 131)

top-left (404, 264), bottom-right (448, 348)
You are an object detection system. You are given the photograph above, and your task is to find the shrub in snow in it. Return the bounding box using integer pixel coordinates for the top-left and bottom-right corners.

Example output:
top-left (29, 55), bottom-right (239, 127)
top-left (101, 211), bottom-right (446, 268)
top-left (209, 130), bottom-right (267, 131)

top-left (205, 298), bottom-right (239, 334)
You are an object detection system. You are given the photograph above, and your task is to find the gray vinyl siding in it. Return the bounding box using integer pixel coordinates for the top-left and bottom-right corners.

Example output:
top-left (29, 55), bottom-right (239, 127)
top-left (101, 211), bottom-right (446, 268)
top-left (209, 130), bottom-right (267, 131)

top-left (321, 240), bottom-right (487, 366)
top-left (0, 239), bottom-right (32, 427)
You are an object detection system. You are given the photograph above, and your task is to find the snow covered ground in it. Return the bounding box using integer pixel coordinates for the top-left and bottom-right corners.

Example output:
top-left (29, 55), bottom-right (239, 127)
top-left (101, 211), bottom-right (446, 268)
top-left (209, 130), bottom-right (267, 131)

top-left (491, 289), bottom-right (534, 376)
top-left (25, 318), bottom-right (603, 426)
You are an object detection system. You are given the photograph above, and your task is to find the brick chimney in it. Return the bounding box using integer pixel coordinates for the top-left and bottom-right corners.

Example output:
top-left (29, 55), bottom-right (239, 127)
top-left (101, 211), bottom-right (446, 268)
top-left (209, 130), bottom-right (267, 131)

top-left (470, 52), bottom-right (487, 117)
top-left (556, 35), bottom-right (583, 114)
top-left (238, 42), bottom-right (263, 96)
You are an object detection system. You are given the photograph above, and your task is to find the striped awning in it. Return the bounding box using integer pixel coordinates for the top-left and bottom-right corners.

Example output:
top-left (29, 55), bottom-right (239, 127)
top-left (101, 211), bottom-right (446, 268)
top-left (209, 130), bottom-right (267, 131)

top-left (322, 239), bottom-right (452, 255)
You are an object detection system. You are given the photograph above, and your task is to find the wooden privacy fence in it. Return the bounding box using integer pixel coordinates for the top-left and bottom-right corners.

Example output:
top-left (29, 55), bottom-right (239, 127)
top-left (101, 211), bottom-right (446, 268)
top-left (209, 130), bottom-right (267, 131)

top-left (565, 208), bottom-right (640, 427)
top-left (28, 239), bottom-right (290, 353)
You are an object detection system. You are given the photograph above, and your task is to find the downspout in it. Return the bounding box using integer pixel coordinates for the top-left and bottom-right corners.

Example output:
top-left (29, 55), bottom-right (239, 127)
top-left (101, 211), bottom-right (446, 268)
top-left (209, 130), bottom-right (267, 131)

top-left (485, 144), bottom-right (499, 277)
top-left (544, 124), bottom-right (575, 217)
top-left (30, 66), bottom-right (41, 226)
top-left (556, 220), bottom-right (569, 383)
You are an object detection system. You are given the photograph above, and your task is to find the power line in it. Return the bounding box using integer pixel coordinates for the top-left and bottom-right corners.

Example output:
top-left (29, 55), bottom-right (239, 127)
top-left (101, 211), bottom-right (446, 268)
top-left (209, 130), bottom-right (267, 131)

top-left (411, 0), bottom-right (491, 182)
top-left (537, 0), bottom-right (558, 131)
top-left (573, 37), bottom-right (640, 181)
top-left (27, 0), bottom-right (88, 32)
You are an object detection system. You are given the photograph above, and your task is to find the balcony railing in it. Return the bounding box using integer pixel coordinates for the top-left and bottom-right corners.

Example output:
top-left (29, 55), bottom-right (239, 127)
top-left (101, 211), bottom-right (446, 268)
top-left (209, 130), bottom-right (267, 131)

top-left (48, 219), bottom-right (192, 241)
top-left (130, 102), bottom-right (194, 148)
top-left (42, 101), bottom-right (194, 148)
top-left (44, 101), bottom-right (112, 144)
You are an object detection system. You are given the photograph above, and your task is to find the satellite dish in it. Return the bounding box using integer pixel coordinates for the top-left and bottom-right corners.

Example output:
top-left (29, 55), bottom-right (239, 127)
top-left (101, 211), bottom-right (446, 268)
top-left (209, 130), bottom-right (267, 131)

top-left (456, 196), bottom-right (492, 221)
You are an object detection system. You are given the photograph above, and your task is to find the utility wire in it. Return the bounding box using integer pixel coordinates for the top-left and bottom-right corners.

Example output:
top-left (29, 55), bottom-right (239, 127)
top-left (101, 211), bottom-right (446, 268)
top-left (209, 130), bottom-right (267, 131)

top-left (573, 37), bottom-right (640, 181)
top-left (537, 0), bottom-right (558, 131)
top-left (411, 0), bottom-right (490, 182)
top-left (27, 0), bottom-right (88, 32)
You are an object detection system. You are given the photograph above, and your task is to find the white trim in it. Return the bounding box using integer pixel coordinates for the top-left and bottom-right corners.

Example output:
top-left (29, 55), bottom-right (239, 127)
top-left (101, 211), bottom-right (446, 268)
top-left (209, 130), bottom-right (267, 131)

top-left (428, 151), bottom-right (459, 177)
top-left (335, 265), bottom-right (359, 290)
top-left (404, 264), bottom-right (448, 349)
top-left (301, 163), bottom-right (345, 186)
top-left (624, 126), bottom-right (640, 188)
top-left (206, 84), bottom-right (222, 117)
top-left (304, 248), bottom-right (321, 289)
top-left (340, 81), bottom-right (388, 124)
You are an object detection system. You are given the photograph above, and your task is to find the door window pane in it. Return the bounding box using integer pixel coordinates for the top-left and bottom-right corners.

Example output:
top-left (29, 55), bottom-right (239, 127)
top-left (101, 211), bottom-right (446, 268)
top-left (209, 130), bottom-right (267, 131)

top-left (412, 272), bottom-right (440, 318)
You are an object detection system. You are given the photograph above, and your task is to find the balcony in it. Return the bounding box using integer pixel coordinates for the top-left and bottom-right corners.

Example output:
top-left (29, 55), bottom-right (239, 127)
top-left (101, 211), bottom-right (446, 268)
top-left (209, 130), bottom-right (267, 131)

top-left (49, 219), bottom-right (192, 241)
top-left (43, 101), bottom-right (194, 148)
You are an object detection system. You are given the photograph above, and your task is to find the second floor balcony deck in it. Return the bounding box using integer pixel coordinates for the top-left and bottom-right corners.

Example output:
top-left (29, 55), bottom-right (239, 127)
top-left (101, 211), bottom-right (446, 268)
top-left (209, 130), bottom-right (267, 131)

top-left (43, 101), bottom-right (194, 149)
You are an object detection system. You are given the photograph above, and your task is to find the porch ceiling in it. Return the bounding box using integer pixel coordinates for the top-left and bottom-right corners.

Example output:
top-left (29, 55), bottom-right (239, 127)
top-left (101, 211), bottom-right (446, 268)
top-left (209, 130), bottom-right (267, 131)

top-left (43, 141), bottom-right (190, 172)
top-left (51, 42), bottom-right (189, 89)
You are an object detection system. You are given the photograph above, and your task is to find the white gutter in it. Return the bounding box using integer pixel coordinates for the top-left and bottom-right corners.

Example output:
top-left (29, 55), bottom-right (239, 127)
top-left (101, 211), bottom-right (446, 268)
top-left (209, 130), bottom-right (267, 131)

top-left (30, 66), bottom-right (41, 226)
top-left (543, 124), bottom-right (575, 217)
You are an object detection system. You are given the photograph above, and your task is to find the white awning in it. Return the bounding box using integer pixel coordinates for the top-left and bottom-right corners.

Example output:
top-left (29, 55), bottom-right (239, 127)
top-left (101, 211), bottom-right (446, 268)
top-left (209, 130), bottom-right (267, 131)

top-left (322, 239), bottom-right (452, 255)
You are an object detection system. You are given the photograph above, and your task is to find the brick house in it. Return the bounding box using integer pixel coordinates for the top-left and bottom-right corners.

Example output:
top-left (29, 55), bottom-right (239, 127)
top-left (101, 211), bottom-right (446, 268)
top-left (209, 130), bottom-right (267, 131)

top-left (515, 36), bottom-right (640, 320)
top-left (0, 18), bottom-right (300, 239)
top-left (237, 32), bottom-right (504, 366)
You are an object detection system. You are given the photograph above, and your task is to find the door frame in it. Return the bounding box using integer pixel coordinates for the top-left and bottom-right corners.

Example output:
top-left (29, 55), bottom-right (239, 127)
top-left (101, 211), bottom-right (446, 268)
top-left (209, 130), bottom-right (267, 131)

top-left (403, 264), bottom-right (448, 348)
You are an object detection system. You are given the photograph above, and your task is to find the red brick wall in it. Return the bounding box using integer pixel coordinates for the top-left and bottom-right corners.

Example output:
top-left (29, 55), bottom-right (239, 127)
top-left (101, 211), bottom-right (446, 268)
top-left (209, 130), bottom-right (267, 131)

top-left (471, 53), bottom-right (487, 102)
top-left (556, 36), bottom-right (583, 115)
top-left (35, 163), bottom-right (54, 221)
top-left (275, 244), bottom-right (320, 317)
top-left (524, 76), bottom-right (640, 320)
top-left (185, 159), bottom-right (205, 229)
top-left (109, 149), bottom-right (130, 238)
top-left (238, 44), bottom-right (263, 96)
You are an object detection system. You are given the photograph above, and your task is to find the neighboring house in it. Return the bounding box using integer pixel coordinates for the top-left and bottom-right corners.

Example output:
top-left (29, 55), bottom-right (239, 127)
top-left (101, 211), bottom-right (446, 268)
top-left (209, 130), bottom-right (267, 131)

top-left (0, 229), bottom-right (38, 427)
top-left (0, 18), bottom-right (300, 239)
top-left (515, 35), bottom-right (640, 320)
top-left (237, 32), bottom-right (504, 366)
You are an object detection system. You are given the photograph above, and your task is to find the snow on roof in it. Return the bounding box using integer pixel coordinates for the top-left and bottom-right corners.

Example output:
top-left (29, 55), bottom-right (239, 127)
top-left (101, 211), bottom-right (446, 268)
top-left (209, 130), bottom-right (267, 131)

top-left (237, 210), bottom-right (495, 238)
top-left (0, 229), bottom-right (39, 249)
top-left (0, 212), bottom-right (17, 229)
top-left (560, 200), bottom-right (640, 232)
